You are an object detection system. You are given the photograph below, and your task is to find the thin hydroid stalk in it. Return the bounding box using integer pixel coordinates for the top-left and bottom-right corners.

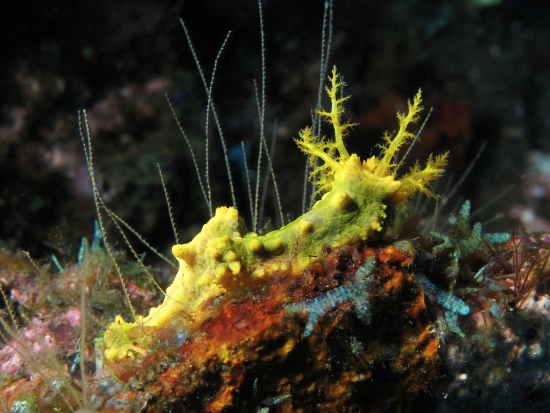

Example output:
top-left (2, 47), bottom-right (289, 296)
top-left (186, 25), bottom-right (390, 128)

top-left (205, 31), bottom-right (232, 215)
top-left (158, 163), bottom-right (179, 244)
top-left (166, 95), bottom-right (210, 215)
top-left (259, 120), bottom-right (279, 228)
top-left (241, 141), bottom-right (254, 227)
top-left (441, 141), bottom-right (487, 207)
top-left (79, 110), bottom-right (137, 323)
top-left (180, 19), bottom-right (237, 212)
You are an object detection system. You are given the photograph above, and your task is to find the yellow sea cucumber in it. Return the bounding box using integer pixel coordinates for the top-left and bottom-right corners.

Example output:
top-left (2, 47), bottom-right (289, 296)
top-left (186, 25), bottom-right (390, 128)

top-left (104, 66), bottom-right (448, 360)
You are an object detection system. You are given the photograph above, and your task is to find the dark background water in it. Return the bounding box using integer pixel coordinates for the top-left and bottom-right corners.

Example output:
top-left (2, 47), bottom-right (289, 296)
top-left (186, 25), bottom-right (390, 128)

top-left (1, 0), bottom-right (549, 266)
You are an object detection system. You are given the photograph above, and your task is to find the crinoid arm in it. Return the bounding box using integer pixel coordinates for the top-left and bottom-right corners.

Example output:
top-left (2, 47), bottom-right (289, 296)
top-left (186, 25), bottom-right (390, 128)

top-left (285, 255), bottom-right (376, 336)
top-left (413, 271), bottom-right (470, 316)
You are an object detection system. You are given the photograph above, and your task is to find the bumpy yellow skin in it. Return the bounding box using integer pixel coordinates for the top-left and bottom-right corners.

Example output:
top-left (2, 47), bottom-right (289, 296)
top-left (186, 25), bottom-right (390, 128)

top-left (104, 67), bottom-right (447, 360)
